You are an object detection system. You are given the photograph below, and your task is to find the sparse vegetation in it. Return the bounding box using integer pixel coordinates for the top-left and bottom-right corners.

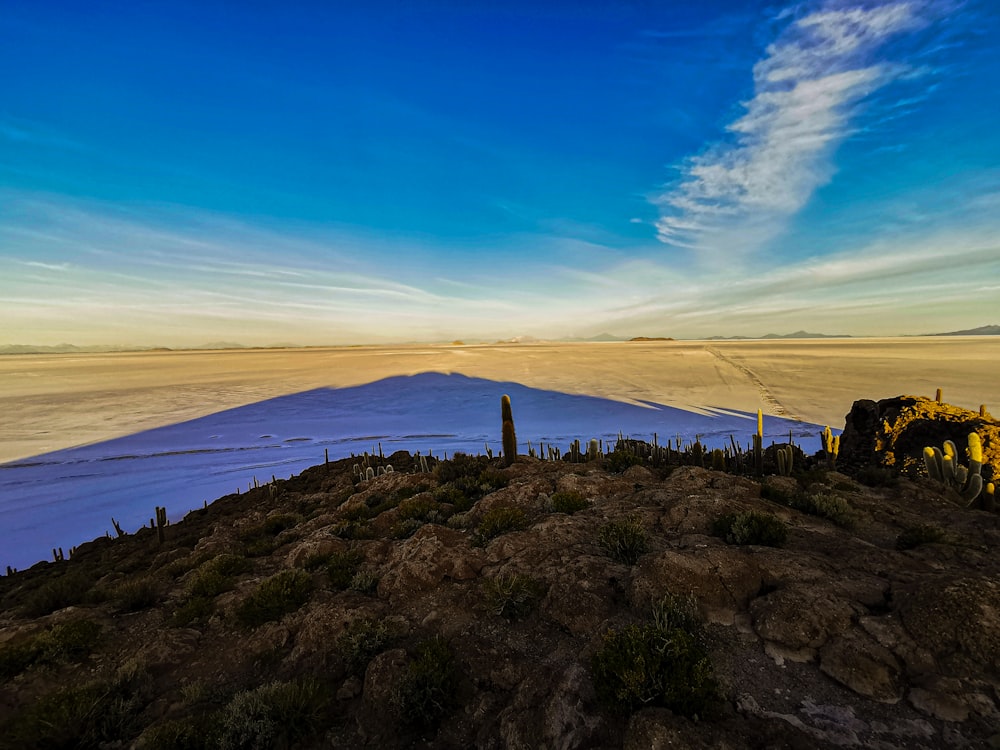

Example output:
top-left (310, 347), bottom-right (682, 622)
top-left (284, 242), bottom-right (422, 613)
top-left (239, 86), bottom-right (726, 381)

top-left (326, 549), bottom-right (364, 590)
top-left (339, 618), bottom-right (395, 673)
top-left (234, 569), bottom-right (313, 629)
top-left (21, 571), bottom-right (92, 617)
top-left (0, 619), bottom-right (102, 679)
top-left (482, 572), bottom-right (543, 619)
top-left (392, 636), bottom-right (459, 728)
top-left (471, 506), bottom-right (528, 546)
top-left (598, 516), bottom-right (648, 564)
top-left (591, 595), bottom-right (719, 717)
top-left (114, 576), bottom-right (159, 612)
top-left (604, 449), bottom-right (643, 473)
top-left (217, 678), bottom-right (330, 750)
top-left (0, 663), bottom-right (150, 749)
top-left (712, 510), bottom-right (788, 547)
top-left (549, 490), bottom-right (589, 514)
top-left (896, 523), bottom-right (950, 550)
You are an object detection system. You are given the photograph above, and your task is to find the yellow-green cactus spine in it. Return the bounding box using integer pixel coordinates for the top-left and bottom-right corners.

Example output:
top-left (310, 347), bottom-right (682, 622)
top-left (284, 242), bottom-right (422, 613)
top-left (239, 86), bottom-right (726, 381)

top-left (501, 394), bottom-right (517, 467)
top-left (821, 426), bottom-right (839, 468)
top-left (923, 433), bottom-right (984, 504)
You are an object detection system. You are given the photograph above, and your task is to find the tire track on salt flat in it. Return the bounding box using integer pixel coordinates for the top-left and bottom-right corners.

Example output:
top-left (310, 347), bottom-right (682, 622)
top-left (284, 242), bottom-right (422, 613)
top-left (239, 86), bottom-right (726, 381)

top-left (705, 347), bottom-right (801, 421)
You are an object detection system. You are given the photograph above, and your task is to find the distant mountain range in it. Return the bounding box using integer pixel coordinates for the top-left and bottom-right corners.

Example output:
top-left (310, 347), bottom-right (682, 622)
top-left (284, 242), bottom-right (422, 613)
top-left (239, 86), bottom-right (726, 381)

top-left (706, 330), bottom-right (851, 340)
top-left (928, 324), bottom-right (1000, 336)
top-left (3, 325), bottom-right (997, 355)
top-left (0, 342), bottom-right (257, 355)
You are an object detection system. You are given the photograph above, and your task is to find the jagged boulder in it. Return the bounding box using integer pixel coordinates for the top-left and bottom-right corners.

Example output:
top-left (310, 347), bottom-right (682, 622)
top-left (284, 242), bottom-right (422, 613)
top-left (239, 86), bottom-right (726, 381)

top-left (838, 396), bottom-right (1000, 484)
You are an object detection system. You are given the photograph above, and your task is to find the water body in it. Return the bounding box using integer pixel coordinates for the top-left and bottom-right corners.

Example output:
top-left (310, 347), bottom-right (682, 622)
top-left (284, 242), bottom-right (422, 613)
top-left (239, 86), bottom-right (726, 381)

top-left (0, 373), bottom-right (825, 571)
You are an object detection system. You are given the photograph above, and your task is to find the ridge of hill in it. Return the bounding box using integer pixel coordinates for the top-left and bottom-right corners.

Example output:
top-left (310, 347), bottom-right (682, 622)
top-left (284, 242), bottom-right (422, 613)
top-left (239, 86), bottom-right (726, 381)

top-left (0, 397), bottom-right (998, 748)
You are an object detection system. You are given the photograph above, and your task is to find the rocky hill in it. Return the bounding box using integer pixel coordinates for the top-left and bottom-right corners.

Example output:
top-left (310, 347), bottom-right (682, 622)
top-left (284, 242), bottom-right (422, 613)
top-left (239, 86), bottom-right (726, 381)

top-left (0, 397), bottom-right (998, 749)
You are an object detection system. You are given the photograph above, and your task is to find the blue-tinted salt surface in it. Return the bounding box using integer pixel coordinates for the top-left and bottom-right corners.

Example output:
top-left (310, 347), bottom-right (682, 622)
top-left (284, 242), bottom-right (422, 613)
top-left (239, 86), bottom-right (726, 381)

top-left (0, 372), bottom-right (828, 571)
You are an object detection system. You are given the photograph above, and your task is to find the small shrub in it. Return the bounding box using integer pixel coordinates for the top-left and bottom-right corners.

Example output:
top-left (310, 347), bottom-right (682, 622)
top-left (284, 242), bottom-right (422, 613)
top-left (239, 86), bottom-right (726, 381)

top-left (550, 491), bottom-right (589, 514)
top-left (598, 516), bottom-right (648, 565)
top-left (330, 520), bottom-right (376, 540)
top-left (471, 506), bottom-right (528, 546)
top-left (344, 502), bottom-right (375, 521)
top-left (115, 577), bottom-right (159, 612)
top-left (390, 519), bottom-right (424, 539)
top-left (803, 493), bottom-right (856, 528)
top-left (138, 714), bottom-right (220, 750)
top-left (760, 481), bottom-right (798, 506)
top-left (482, 573), bottom-right (542, 619)
top-left (338, 618), bottom-right (395, 674)
top-left (711, 511), bottom-right (788, 547)
top-left (260, 514), bottom-right (300, 535)
top-left (0, 619), bottom-right (102, 679)
top-left (349, 569), bottom-right (380, 594)
top-left (397, 496), bottom-right (438, 521)
top-left (652, 592), bottom-right (703, 635)
top-left (793, 467), bottom-right (829, 488)
top-left (591, 620), bottom-right (719, 717)
top-left (239, 516), bottom-right (299, 557)
top-left (235, 570), bottom-right (313, 629)
top-left (217, 678), bottom-right (329, 750)
top-left (21, 571), bottom-right (91, 617)
top-left (326, 550), bottom-right (364, 590)
top-left (1, 666), bottom-right (149, 748)
top-left (434, 453), bottom-right (491, 484)
top-left (604, 450), bottom-right (643, 474)
top-left (170, 596), bottom-right (215, 627)
top-left (857, 465), bottom-right (898, 487)
top-left (896, 523), bottom-right (949, 550)
top-left (392, 637), bottom-right (459, 728)
top-left (432, 485), bottom-right (467, 507)
top-left (395, 482), bottom-right (432, 501)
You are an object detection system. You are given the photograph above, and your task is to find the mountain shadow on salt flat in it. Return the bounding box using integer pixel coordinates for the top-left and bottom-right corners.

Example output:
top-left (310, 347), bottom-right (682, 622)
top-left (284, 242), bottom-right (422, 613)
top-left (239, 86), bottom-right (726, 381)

top-left (0, 372), bottom-right (827, 571)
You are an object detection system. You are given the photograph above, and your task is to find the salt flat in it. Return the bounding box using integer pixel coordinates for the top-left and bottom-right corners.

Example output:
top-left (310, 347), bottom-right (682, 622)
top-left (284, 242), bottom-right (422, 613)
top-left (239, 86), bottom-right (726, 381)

top-left (0, 338), bottom-right (992, 465)
top-left (1, 338), bottom-right (996, 570)
top-left (0, 338), bottom-right (996, 465)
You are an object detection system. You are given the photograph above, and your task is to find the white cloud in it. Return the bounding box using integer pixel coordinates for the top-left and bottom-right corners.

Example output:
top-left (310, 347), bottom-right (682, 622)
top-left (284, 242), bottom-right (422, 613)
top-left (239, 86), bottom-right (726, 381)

top-left (655, 1), bottom-right (926, 255)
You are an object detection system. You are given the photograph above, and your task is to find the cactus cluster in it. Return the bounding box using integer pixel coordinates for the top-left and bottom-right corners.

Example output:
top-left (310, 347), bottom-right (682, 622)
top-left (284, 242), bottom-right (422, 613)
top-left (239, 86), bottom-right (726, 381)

top-left (923, 433), bottom-right (984, 504)
top-left (776, 445), bottom-right (794, 476)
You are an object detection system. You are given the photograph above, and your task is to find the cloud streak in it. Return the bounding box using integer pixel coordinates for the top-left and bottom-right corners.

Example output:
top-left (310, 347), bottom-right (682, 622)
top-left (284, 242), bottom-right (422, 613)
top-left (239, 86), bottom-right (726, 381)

top-left (655, 1), bottom-right (927, 255)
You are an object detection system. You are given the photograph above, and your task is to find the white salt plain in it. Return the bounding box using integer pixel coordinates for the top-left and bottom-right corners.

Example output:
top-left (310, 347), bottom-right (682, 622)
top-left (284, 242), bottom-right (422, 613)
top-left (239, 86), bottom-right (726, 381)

top-left (2, 339), bottom-right (996, 571)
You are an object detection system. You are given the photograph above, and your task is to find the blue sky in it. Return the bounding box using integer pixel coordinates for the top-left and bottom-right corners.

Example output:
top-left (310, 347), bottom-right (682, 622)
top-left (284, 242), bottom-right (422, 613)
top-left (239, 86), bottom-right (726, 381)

top-left (1, 0), bottom-right (998, 345)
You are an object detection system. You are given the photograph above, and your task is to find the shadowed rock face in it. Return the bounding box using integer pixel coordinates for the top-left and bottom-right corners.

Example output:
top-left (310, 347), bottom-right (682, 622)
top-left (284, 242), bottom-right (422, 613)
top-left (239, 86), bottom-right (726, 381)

top-left (1, 412), bottom-right (1000, 748)
top-left (839, 395), bottom-right (1000, 484)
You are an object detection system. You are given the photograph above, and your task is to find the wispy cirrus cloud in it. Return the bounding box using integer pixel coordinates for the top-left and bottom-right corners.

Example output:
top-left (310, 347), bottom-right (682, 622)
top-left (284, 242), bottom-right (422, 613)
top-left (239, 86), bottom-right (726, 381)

top-left (654, 1), bottom-right (930, 255)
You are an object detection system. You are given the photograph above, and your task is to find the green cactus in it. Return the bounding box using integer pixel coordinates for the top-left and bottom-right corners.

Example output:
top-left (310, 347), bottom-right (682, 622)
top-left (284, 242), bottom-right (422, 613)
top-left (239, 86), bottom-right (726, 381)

top-left (923, 433), bottom-right (984, 504)
top-left (776, 445), bottom-right (794, 477)
top-left (501, 394), bottom-right (517, 467)
top-left (821, 426), bottom-right (839, 469)
top-left (752, 409), bottom-right (764, 475)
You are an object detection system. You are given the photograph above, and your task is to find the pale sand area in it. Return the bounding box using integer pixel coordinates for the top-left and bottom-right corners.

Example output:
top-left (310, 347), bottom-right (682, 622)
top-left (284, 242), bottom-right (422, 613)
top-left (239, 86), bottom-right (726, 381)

top-left (1, 337), bottom-right (997, 465)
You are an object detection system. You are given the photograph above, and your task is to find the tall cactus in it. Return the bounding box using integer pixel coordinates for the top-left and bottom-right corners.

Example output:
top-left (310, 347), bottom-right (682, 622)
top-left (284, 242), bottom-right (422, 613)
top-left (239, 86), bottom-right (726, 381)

top-left (501, 394), bottom-right (517, 467)
top-left (753, 409), bottom-right (764, 475)
top-left (821, 426), bottom-right (840, 469)
top-left (923, 433), bottom-right (984, 504)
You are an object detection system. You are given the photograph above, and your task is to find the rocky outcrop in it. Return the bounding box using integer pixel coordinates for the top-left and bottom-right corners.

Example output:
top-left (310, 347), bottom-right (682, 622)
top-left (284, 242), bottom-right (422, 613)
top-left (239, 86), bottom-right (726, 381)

top-left (3, 432), bottom-right (1000, 749)
top-left (839, 395), bottom-right (1000, 484)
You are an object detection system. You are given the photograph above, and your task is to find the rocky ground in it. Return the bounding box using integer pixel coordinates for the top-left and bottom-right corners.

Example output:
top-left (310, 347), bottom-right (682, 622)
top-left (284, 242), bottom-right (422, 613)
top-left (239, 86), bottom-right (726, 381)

top-left (0, 396), bottom-right (998, 749)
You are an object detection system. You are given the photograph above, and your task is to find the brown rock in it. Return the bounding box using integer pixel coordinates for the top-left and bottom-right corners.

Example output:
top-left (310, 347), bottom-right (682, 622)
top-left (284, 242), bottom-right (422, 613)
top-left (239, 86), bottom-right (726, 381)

top-left (819, 632), bottom-right (905, 703)
top-left (750, 585), bottom-right (855, 652)
top-left (378, 525), bottom-right (484, 602)
top-left (839, 395), bottom-right (1000, 484)
top-left (631, 547), bottom-right (764, 626)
